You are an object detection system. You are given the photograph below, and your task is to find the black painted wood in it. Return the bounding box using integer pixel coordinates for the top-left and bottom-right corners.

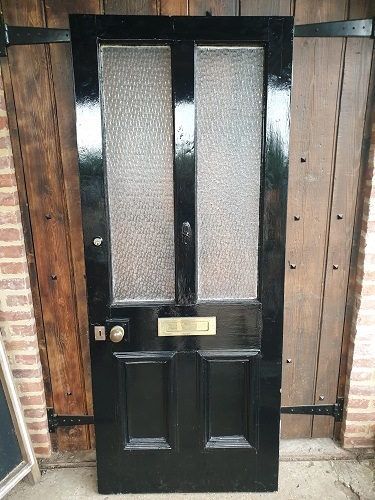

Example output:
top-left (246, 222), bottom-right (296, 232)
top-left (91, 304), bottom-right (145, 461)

top-left (0, 379), bottom-right (22, 479)
top-left (172, 40), bottom-right (196, 305)
top-left (70, 15), bottom-right (293, 494)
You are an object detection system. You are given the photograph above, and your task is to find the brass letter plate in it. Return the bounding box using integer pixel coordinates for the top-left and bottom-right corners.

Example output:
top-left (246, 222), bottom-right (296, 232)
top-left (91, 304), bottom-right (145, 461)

top-left (158, 317), bottom-right (216, 337)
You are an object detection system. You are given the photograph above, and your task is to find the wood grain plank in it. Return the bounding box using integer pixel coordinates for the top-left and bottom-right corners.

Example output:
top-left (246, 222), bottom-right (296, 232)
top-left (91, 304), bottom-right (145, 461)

top-left (294, 0), bottom-right (348, 24)
top-left (189, 0), bottom-right (239, 16)
top-left (281, 0), bottom-right (348, 439)
top-left (240, 0), bottom-right (293, 16)
top-left (44, 0), bottom-right (102, 450)
top-left (281, 36), bottom-right (346, 441)
top-left (2, 0), bottom-right (90, 450)
top-left (0, 58), bottom-right (52, 408)
top-left (161, 0), bottom-right (188, 15)
top-left (104, 0), bottom-right (157, 14)
top-left (349, 0), bottom-right (375, 21)
top-left (312, 40), bottom-right (373, 438)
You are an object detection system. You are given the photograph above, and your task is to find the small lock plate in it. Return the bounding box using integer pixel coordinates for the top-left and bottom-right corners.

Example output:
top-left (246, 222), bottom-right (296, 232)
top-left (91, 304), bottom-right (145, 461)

top-left (94, 325), bottom-right (106, 341)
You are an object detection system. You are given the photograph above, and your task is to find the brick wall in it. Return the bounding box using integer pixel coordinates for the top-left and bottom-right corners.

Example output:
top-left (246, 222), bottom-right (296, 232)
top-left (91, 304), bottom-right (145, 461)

top-left (341, 113), bottom-right (375, 449)
top-left (0, 68), bottom-right (51, 457)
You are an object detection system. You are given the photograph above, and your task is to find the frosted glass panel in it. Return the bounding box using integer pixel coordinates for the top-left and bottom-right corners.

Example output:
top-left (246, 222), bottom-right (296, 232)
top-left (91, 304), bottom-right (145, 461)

top-left (100, 46), bottom-right (175, 303)
top-left (196, 46), bottom-right (264, 301)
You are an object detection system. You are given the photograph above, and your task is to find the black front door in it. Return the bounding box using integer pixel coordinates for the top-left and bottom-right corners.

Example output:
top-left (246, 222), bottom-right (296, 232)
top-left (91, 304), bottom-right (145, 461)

top-left (71, 15), bottom-right (293, 494)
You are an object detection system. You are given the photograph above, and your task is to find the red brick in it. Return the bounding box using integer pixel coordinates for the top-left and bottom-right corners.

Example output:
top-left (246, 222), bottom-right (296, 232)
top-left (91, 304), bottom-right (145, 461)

top-left (343, 436), bottom-right (375, 447)
top-left (0, 261), bottom-right (27, 274)
top-left (19, 394), bottom-right (45, 406)
top-left (33, 446), bottom-right (51, 457)
top-left (10, 325), bottom-right (37, 337)
top-left (0, 245), bottom-right (24, 258)
top-left (349, 386), bottom-right (375, 397)
top-left (26, 421), bottom-right (48, 431)
top-left (14, 354), bottom-right (39, 366)
top-left (0, 278), bottom-right (26, 289)
top-left (0, 227), bottom-right (20, 241)
top-left (0, 172), bottom-right (15, 188)
top-left (29, 433), bottom-right (50, 444)
top-left (6, 294), bottom-right (30, 307)
top-left (347, 398), bottom-right (370, 411)
top-left (4, 339), bottom-right (37, 352)
top-left (0, 136), bottom-right (11, 149)
top-left (342, 424), bottom-right (367, 434)
top-left (0, 116), bottom-right (8, 130)
top-left (0, 156), bottom-right (12, 170)
top-left (0, 211), bottom-right (20, 224)
top-left (349, 358), bottom-right (374, 368)
top-left (12, 368), bottom-right (41, 379)
top-left (346, 412), bottom-right (375, 422)
top-left (17, 381), bottom-right (44, 394)
top-left (349, 371), bottom-right (373, 382)
top-left (23, 408), bottom-right (46, 419)
top-left (0, 192), bottom-right (17, 206)
top-left (0, 310), bottom-right (32, 321)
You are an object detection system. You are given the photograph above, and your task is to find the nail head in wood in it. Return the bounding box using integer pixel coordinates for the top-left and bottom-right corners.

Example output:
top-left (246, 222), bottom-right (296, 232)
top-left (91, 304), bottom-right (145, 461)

top-left (333, 264), bottom-right (339, 270)
top-left (290, 263), bottom-right (296, 269)
top-left (294, 215), bottom-right (300, 221)
top-left (337, 214), bottom-right (343, 220)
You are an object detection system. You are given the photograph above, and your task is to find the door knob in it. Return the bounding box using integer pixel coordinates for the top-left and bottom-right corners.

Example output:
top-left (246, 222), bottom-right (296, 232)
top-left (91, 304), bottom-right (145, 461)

top-left (109, 325), bottom-right (124, 343)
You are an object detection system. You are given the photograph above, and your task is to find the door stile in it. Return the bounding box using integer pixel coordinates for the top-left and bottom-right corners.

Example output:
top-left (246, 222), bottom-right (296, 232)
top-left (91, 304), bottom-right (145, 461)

top-left (257, 18), bottom-right (293, 491)
top-left (172, 41), bottom-right (196, 305)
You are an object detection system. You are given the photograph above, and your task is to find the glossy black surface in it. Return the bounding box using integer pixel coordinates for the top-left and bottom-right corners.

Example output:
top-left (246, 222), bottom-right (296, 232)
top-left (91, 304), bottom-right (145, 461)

top-left (71, 14), bottom-right (293, 494)
top-left (0, 379), bottom-right (22, 479)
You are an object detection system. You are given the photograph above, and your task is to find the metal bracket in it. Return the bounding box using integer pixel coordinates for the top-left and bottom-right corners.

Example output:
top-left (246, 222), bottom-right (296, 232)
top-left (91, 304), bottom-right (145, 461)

top-left (281, 397), bottom-right (344, 422)
top-left (47, 407), bottom-right (94, 433)
top-left (295, 19), bottom-right (374, 38)
top-left (0, 15), bottom-right (70, 57)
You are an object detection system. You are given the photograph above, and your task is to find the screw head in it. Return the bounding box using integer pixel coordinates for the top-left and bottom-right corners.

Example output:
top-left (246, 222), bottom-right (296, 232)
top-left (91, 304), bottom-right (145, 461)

top-left (286, 358), bottom-right (292, 363)
top-left (93, 237), bottom-right (103, 247)
top-left (319, 395), bottom-right (325, 401)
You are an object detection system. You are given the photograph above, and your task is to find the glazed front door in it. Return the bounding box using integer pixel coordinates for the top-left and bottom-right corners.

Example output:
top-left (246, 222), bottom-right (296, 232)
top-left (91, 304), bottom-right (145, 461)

top-left (71, 15), bottom-right (293, 494)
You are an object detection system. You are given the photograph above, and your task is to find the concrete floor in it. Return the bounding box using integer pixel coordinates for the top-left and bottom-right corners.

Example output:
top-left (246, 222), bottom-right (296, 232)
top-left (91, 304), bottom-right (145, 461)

top-left (7, 440), bottom-right (375, 500)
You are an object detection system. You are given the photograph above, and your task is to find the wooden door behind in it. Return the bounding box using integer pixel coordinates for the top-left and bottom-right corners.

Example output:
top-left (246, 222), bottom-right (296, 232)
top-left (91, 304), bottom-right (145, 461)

top-left (1, 0), bottom-right (374, 449)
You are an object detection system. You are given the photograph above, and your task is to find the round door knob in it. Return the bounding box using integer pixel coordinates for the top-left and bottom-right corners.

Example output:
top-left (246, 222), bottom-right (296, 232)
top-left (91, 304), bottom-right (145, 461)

top-left (109, 325), bottom-right (124, 343)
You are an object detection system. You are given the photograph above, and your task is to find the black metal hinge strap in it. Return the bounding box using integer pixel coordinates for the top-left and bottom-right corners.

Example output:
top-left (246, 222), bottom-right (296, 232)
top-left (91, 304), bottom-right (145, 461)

top-left (47, 407), bottom-right (94, 433)
top-left (0, 15), bottom-right (70, 57)
top-left (295, 19), bottom-right (374, 38)
top-left (281, 397), bottom-right (344, 422)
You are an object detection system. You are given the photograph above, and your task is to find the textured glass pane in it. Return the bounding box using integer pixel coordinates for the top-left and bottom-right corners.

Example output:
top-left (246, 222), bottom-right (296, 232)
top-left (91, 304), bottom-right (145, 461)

top-left (196, 46), bottom-right (264, 301)
top-left (100, 46), bottom-right (175, 303)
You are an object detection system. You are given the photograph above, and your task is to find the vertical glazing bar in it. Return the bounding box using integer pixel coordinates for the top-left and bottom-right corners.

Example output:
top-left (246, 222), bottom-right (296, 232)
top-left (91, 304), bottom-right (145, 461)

top-left (172, 41), bottom-right (196, 305)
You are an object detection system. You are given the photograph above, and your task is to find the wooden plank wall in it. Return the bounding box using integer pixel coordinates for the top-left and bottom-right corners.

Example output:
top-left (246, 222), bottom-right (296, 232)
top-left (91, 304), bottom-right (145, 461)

top-left (0, 0), bottom-right (373, 449)
top-left (282, 0), bottom-right (374, 437)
